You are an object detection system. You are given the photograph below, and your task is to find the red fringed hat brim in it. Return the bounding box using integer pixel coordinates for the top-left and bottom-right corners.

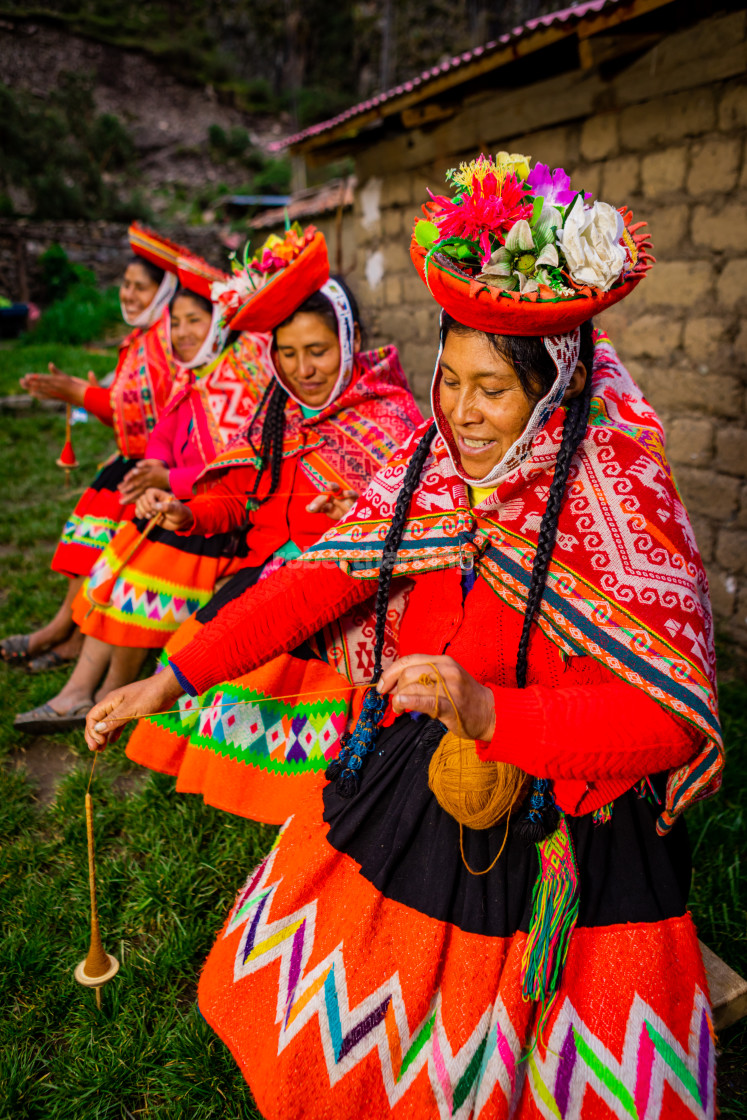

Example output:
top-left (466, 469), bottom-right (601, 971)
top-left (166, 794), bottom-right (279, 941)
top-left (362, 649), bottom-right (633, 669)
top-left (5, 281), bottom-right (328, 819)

top-left (228, 232), bottom-right (330, 333)
top-left (128, 223), bottom-right (195, 276)
top-left (176, 256), bottom-right (229, 300)
top-left (410, 216), bottom-right (652, 336)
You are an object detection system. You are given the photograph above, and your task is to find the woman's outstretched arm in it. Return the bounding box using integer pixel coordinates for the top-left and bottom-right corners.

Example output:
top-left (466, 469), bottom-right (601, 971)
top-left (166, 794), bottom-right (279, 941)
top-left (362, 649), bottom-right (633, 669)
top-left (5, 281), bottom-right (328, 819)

top-left (172, 560), bottom-right (369, 694)
top-left (85, 559), bottom-right (369, 749)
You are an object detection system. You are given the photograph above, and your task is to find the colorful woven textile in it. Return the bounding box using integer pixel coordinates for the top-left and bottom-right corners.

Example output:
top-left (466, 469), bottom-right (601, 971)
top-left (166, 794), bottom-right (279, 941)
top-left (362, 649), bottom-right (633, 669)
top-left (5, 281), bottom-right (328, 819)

top-left (51, 454), bottom-right (136, 578)
top-left (199, 345), bottom-right (423, 500)
top-left (124, 345), bottom-right (421, 820)
top-left (72, 521), bottom-right (247, 648)
top-left (126, 627), bottom-right (356, 823)
top-left (198, 805), bottom-right (715, 1119)
top-left (125, 576), bottom-right (409, 820)
top-left (157, 332), bottom-right (273, 465)
top-left (52, 318), bottom-right (177, 577)
top-left (299, 334), bottom-right (721, 834)
top-left (73, 334), bottom-right (274, 646)
top-left (111, 314), bottom-right (178, 458)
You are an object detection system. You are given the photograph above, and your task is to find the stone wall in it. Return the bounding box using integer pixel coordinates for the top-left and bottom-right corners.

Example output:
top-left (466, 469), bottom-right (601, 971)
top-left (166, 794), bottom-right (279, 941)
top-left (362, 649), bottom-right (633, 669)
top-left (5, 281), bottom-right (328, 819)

top-left (344, 8), bottom-right (747, 655)
top-left (0, 219), bottom-right (229, 303)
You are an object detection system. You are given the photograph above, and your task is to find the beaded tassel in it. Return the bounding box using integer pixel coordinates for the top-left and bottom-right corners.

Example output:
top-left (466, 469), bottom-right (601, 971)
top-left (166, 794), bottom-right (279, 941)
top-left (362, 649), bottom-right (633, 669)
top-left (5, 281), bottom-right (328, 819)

top-left (592, 802), bottom-right (613, 827)
top-left (324, 686), bottom-right (388, 798)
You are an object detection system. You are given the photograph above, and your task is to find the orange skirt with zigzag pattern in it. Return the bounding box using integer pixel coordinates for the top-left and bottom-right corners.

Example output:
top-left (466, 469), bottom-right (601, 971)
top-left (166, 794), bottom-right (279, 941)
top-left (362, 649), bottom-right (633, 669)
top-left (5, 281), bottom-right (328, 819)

top-left (72, 519), bottom-right (248, 648)
top-left (198, 715), bottom-right (715, 1119)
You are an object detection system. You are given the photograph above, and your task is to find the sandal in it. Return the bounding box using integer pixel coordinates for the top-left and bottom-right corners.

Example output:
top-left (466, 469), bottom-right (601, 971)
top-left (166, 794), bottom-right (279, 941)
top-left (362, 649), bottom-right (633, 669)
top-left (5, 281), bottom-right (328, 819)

top-left (14, 701), bottom-right (90, 735)
top-left (27, 650), bottom-right (70, 674)
top-left (1, 634), bottom-right (31, 663)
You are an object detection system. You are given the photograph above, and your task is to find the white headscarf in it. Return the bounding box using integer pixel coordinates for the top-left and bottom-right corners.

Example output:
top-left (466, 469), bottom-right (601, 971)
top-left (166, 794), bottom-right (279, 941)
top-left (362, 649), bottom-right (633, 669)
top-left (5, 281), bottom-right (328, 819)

top-left (275, 278), bottom-right (356, 411)
top-left (431, 317), bottom-right (581, 487)
top-left (121, 269), bottom-right (178, 328)
top-left (171, 297), bottom-right (230, 371)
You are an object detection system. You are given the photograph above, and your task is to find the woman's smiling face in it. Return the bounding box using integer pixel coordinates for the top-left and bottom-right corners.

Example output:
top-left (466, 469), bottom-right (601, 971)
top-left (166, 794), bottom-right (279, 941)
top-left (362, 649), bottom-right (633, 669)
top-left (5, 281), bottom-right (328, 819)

top-left (274, 311), bottom-right (343, 407)
top-left (119, 261), bottom-right (160, 320)
top-left (437, 330), bottom-right (537, 479)
top-left (170, 294), bottom-right (213, 364)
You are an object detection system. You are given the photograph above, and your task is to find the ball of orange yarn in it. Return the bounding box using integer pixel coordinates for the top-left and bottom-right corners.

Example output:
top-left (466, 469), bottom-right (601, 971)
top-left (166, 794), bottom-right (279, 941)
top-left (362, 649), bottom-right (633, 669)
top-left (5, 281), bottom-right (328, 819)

top-left (428, 731), bottom-right (528, 830)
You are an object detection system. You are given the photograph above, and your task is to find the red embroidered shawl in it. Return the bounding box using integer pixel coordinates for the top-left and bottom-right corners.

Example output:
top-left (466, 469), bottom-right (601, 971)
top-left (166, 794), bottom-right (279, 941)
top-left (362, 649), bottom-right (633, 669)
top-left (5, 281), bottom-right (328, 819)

top-left (111, 314), bottom-right (177, 458)
top-left (158, 333), bottom-right (273, 467)
top-left (300, 334), bottom-right (722, 835)
top-left (198, 345), bottom-right (424, 498)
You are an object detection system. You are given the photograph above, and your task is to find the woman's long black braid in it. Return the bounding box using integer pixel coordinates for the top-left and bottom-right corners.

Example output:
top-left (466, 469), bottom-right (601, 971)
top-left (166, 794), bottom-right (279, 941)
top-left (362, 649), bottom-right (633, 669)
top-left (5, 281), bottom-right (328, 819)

top-left (326, 421), bottom-right (439, 796)
top-left (250, 381), bottom-right (290, 498)
top-left (514, 363), bottom-right (594, 840)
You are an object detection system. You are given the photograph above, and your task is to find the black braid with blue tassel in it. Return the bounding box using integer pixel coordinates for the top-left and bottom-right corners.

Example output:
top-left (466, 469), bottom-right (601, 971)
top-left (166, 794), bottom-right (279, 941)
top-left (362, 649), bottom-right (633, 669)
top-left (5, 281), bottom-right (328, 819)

top-left (515, 362), bottom-right (594, 841)
top-left (325, 422), bottom-right (439, 797)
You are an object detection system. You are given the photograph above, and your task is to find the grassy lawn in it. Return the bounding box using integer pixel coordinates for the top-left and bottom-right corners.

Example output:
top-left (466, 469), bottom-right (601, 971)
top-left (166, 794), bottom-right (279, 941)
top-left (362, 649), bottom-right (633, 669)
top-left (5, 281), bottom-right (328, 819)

top-left (0, 400), bottom-right (266, 1118)
top-left (0, 345), bottom-right (745, 1117)
top-left (0, 342), bottom-right (119, 397)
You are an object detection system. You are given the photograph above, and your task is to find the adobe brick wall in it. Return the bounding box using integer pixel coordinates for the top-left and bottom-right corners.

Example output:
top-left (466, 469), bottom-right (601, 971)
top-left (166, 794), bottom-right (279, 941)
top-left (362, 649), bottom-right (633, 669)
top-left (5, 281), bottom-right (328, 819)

top-left (346, 8), bottom-right (747, 656)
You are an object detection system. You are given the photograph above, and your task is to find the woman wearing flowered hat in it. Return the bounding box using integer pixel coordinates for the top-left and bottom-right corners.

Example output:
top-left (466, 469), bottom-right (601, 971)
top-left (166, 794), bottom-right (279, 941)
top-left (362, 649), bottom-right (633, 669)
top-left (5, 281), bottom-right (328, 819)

top-left (14, 254), bottom-right (270, 734)
top-left (88, 157), bottom-right (721, 1117)
top-left (1, 224), bottom-right (188, 670)
top-left (120, 224), bottom-right (423, 824)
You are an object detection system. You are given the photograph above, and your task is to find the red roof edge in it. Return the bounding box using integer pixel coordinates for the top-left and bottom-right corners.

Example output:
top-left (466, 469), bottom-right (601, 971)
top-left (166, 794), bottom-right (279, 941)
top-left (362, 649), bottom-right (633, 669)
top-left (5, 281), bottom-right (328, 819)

top-left (270, 0), bottom-right (630, 153)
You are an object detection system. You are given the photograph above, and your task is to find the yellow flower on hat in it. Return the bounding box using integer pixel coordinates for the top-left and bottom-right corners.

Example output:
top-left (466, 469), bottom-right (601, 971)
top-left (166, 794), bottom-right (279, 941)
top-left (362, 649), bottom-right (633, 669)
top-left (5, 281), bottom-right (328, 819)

top-left (446, 152), bottom-right (531, 192)
top-left (495, 151), bottom-right (531, 181)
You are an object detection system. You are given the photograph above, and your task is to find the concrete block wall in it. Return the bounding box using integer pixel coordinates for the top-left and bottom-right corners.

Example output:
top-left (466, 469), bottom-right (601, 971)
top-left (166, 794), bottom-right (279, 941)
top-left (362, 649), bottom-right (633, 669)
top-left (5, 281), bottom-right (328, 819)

top-left (346, 8), bottom-right (747, 655)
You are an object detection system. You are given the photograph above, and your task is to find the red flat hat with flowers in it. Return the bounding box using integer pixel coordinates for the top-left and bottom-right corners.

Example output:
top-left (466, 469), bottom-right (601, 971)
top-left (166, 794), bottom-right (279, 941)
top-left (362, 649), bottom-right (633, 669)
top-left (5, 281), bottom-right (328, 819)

top-left (176, 254), bottom-right (229, 300)
top-left (128, 222), bottom-right (195, 275)
top-left (214, 224), bottom-right (330, 333)
top-left (411, 153), bottom-right (653, 335)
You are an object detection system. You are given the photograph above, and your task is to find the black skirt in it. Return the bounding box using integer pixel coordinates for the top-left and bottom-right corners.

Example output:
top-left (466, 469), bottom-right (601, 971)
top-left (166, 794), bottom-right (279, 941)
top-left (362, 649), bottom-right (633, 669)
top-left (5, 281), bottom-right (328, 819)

top-left (322, 713), bottom-right (692, 935)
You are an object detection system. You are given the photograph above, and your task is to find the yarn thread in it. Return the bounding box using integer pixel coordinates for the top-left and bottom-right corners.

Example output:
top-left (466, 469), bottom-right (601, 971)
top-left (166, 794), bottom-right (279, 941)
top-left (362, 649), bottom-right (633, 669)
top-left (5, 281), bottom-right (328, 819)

top-left (519, 814), bottom-right (580, 1045)
top-left (422, 664), bottom-right (524, 876)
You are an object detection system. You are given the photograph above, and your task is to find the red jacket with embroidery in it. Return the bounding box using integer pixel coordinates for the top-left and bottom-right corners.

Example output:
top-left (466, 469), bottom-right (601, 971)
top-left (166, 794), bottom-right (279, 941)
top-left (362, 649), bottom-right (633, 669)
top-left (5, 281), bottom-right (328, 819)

top-left (183, 456), bottom-right (342, 568)
top-left (171, 560), bottom-right (699, 817)
top-left (178, 345), bottom-right (423, 570)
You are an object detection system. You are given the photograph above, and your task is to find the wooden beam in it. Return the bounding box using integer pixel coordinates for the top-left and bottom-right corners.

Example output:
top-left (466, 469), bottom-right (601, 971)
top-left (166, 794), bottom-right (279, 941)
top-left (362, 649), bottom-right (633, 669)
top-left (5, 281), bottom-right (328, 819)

top-left (700, 941), bottom-right (747, 1033)
top-left (576, 0), bottom-right (675, 39)
top-left (401, 102), bottom-right (456, 129)
top-left (578, 30), bottom-right (663, 70)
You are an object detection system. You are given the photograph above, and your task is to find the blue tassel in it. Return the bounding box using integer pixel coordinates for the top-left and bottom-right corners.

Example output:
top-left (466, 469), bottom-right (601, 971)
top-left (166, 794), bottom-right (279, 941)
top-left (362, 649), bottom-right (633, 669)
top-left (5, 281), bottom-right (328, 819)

top-left (517, 777), bottom-right (559, 842)
top-left (324, 730), bottom-right (351, 782)
top-left (324, 686), bottom-right (387, 798)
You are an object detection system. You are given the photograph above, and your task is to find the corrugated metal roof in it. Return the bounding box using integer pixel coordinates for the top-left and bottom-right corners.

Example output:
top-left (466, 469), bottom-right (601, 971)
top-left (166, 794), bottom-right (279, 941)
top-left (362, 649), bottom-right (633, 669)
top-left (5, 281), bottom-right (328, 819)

top-left (250, 177), bottom-right (356, 230)
top-left (271, 0), bottom-right (663, 153)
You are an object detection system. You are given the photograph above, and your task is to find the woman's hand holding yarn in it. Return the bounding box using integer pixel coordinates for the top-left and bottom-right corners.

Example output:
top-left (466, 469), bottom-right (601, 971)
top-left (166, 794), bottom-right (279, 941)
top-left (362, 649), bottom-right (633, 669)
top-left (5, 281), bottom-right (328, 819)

top-left (134, 487), bottom-right (193, 530)
top-left (85, 668), bottom-right (185, 752)
top-left (377, 654), bottom-right (496, 742)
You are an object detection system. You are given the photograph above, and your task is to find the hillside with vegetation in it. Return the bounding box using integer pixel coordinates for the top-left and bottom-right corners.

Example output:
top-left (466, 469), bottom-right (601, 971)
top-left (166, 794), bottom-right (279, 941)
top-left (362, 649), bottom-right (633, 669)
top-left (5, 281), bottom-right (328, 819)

top-left (0, 1), bottom-right (571, 224)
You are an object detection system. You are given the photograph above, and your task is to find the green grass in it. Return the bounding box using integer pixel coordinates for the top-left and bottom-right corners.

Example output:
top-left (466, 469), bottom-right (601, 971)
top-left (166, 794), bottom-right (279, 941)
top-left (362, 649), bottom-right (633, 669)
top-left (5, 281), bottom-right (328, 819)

top-left (0, 404), bottom-right (266, 1118)
top-left (0, 354), bottom-right (745, 1115)
top-left (0, 342), bottom-right (119, 396)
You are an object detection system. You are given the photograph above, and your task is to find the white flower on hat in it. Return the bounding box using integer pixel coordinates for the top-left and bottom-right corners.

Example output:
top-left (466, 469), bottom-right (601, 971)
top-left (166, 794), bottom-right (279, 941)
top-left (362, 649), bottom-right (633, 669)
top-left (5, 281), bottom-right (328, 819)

top-left (558, 197), bottom-right (626, 292)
